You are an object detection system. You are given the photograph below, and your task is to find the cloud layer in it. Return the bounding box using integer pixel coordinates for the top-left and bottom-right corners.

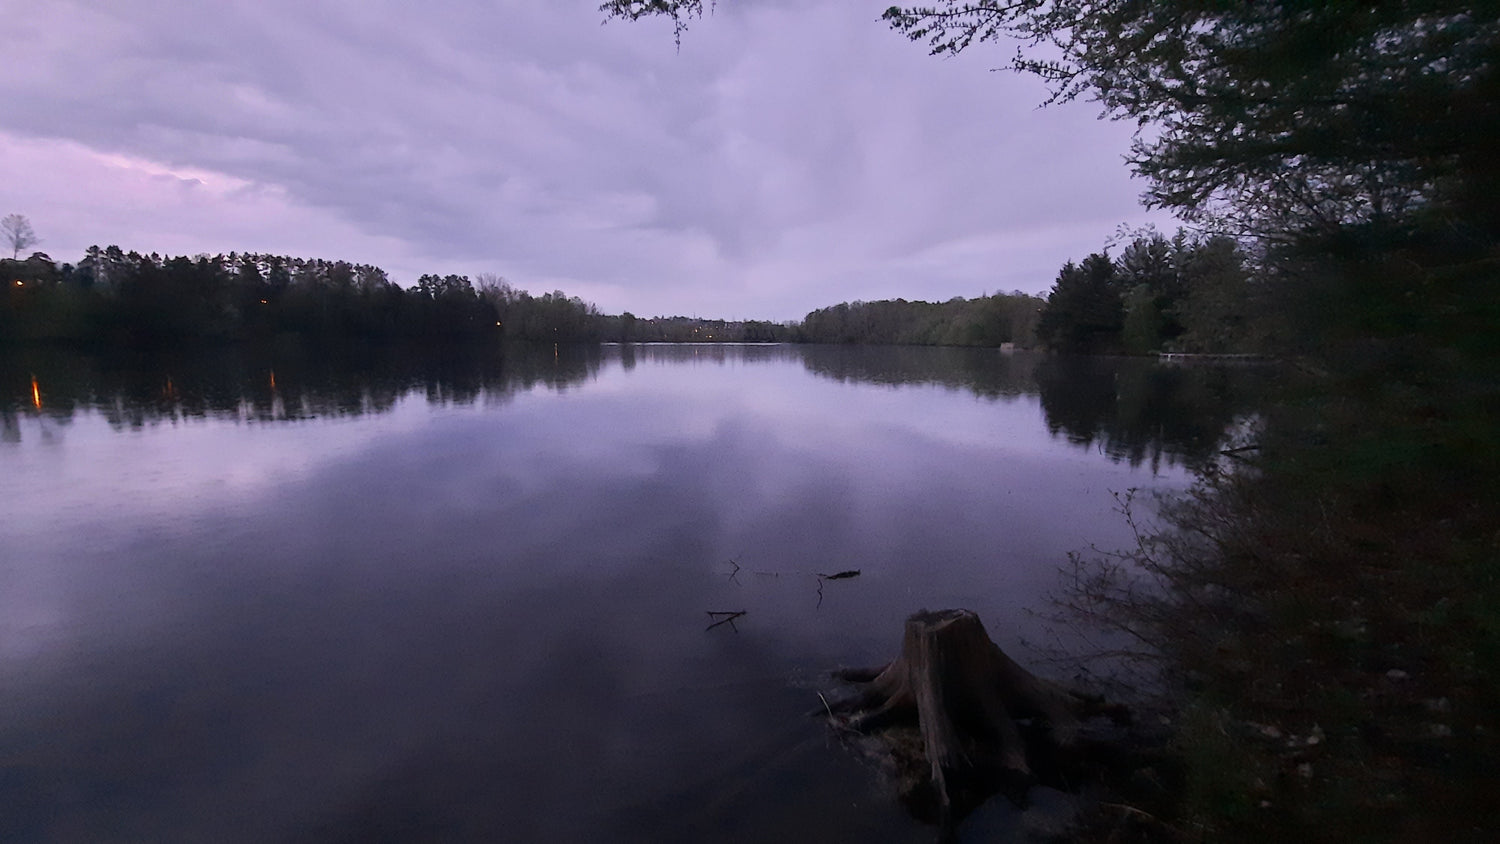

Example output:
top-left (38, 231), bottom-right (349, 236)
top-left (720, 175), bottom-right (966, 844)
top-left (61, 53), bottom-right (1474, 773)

top-left (1, 0), bottom-right (1167, 319)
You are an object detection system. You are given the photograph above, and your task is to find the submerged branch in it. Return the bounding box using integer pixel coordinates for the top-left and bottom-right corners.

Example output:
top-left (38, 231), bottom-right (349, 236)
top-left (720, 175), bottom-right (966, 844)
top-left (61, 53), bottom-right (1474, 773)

top-left (704, 609), bottom-right (746, 631)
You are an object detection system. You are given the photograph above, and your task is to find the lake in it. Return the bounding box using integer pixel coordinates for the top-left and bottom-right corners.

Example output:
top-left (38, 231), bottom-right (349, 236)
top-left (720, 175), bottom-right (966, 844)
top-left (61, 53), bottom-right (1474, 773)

top-left (0, 343), bottom-right (1264, 842)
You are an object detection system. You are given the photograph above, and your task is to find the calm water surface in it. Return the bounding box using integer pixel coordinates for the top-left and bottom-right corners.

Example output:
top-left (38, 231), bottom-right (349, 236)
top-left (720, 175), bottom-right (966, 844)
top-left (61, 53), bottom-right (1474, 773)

top-left (0, 344), bottom-right (1262, 842)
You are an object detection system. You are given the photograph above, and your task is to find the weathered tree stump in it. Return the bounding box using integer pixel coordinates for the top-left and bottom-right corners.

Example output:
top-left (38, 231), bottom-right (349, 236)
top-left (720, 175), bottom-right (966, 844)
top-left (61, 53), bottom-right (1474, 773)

top-left (825, 609), bottom-right (1123, 832)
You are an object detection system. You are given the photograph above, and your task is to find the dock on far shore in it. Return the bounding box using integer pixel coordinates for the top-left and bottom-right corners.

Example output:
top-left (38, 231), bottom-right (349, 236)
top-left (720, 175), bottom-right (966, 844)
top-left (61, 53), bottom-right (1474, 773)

top-left (1157, 352), bottom-right (1275, 364)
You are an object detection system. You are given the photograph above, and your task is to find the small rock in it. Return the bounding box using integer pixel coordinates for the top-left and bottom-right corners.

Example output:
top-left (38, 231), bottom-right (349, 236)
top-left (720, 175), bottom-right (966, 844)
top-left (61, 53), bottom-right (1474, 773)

top-left (1386, 669), bottom-right (1410, 681)
top-left (1423, 697), bottom-right (1451, 714)
top-left (1259, 724), bottom-right (1283, 740)
top-left (1296, 762), bottom-right (1314, 779)
top-left (1426, 723), bottom-right (1453, 738)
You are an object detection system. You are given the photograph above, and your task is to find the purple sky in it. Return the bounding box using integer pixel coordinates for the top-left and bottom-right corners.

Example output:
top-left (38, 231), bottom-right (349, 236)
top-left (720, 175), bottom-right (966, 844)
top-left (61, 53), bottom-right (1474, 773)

top-left (1, 0), bottom-right (1169, 321)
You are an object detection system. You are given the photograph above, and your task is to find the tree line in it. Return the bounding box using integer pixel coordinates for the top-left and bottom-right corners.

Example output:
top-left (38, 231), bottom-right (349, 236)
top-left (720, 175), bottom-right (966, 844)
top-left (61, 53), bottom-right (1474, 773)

top-left (1035, 230), bottom-right (1260, 355)
top-left (788, 231), bottom-right (1264, 356)
top-left (597, 313), bottom-right (789, 343)
top-left (3, 217), bottom-right (1263, 355)
top-left (1, 247), bottom-right (600, 347)
top-left (794, 291), bottom-right (1042, 347)
top-left (592, 293), bottom-right (1045, 348)
top-left (3, 243), bottom-right (1064, 351)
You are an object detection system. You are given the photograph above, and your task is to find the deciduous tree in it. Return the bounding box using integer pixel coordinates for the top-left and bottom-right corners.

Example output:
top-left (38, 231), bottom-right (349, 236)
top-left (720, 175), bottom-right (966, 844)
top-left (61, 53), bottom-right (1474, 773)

top-left (2, 214), bottom-right (38, 259)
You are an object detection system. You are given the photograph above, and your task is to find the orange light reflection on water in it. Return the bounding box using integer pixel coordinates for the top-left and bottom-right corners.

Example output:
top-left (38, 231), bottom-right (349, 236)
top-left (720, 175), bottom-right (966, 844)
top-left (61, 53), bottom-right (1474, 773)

top-left (31, 375), bottom-right (41, 409)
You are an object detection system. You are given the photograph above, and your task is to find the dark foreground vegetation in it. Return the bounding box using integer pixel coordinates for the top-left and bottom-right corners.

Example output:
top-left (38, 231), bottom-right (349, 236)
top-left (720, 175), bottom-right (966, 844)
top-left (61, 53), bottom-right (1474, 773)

top-left (608, 1), bottom-right (1500, 840)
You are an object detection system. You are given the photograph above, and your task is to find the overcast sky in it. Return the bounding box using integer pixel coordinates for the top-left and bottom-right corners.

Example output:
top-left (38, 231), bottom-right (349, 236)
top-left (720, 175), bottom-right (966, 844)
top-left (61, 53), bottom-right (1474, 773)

top-left (2, 0), bottom-right (1169, 321)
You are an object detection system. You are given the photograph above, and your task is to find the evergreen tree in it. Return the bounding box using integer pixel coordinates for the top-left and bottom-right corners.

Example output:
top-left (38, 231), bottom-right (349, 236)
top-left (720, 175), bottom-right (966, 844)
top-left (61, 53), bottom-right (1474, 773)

top-left (1036, 253), bottom-right (1123, 353)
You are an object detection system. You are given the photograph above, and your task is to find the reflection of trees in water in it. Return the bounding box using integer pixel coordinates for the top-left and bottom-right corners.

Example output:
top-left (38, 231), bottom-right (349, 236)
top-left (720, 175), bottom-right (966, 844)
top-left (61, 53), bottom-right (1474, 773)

top-left (795, 346), bottom-right (1271, 468)
top-left (613, 342), bottom-right (796, 369)
top-left (799, 345), bottom-right (1039, 400)
top-left (0, 342), bottom-right (601, 433)
top-left (618, 342), bottom-right (1042, 401)
top-left (1035, 356), bottom-right (1272, 469)
top-left (5, 343), bottom-right (1269, 465)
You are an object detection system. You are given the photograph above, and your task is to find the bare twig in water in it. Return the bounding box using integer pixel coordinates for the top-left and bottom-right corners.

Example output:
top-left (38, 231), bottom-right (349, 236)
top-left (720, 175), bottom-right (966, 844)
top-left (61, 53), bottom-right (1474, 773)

top-left (725, 558), bottom-right (741, 584)
top-left (815, 569), bottom-right (860, 609)
top-left (705, 610), bottom-right (747, 632)
top-left (1219, 444), bottom-right (1261, 460)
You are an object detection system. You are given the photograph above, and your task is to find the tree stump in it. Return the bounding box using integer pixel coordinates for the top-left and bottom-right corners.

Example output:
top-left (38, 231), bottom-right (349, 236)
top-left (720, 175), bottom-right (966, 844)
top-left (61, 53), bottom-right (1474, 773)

top-left (826, 609), bottom-right (1120, 830)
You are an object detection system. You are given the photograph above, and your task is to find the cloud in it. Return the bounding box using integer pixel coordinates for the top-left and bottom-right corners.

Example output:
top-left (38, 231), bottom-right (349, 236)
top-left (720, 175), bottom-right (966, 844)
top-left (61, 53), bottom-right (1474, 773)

top-left (0, 0), bottom-right (1169, 319)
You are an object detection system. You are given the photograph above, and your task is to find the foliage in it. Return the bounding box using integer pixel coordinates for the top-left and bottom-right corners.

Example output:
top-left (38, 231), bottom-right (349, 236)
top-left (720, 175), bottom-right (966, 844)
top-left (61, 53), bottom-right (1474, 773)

top-left (795, 291), bottom-right (1043, 347)
top-left (1119, 233), bottom-right (1181, 353)
top-left (1035, 230), bottom-right (1258, 354)
top-left (601, 0), bottom-right (713, 45)
top-left (1173, 233), bottom-right (1263, 354)
top-left (2, 214), bottom-right (39, 260)
top-left (1068, 390), bottom-right (1500, 839)
top-left (883, 2), bottom-right (1500, 241)
top-left (597, 314), bottom-right (790, 343)
top-left (479, 276), bottom-right (603, 342)
top-left (1036, 252), bottom-right (1123, 353)
top-left (1, 248), bottom-right (602, 348)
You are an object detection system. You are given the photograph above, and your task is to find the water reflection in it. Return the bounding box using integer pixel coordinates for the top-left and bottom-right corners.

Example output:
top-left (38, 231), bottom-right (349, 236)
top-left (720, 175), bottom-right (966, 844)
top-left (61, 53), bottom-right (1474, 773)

top-left (0, 341), bottom-right (1267, 842)
top-left (1, 341), bottom-right (603, 432)
top-left (798, 344), bottom-right (1038, 399)
top-left (794, 347), bottom-right (1270, 467)
top-left (1033, 355), bottom-right (1275, 469)
top-left (3, 344), bottom-right (1269, 466)
top-left (609, 342), bottom-right (793, 368)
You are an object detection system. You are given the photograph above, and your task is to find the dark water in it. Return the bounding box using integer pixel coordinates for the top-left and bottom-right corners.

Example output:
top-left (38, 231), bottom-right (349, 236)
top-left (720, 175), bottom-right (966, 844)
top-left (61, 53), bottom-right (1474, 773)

top-left (0, 343), bottom-right (1266, 842)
